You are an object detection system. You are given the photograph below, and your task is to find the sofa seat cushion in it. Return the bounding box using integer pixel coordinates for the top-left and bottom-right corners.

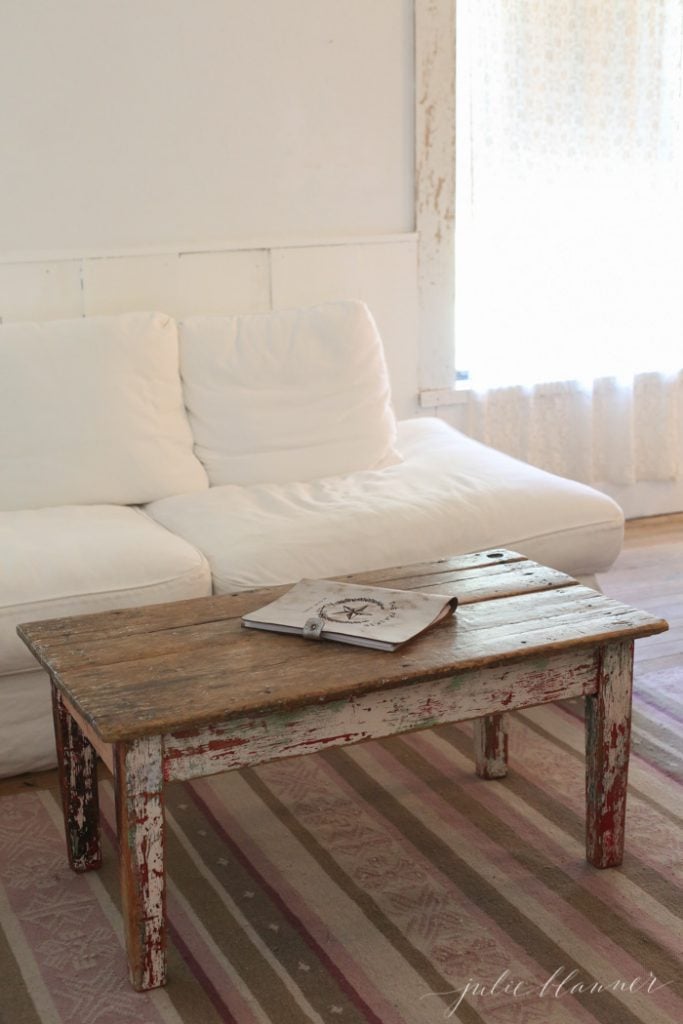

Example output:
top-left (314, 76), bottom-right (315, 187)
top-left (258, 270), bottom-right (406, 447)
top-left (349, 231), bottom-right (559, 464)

top-left (179, 301), bottom-right (400, 486)
top-left (1, 505), bottom-right (211, 676)
top-left (145, 417), bottom-right (624, 593)
top-left (0, 311), bottom-right (208, 510)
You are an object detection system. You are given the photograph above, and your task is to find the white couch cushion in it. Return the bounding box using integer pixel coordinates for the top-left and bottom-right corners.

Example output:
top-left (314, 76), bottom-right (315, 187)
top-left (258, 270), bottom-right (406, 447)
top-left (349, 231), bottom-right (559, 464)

top-left (179, 301), bottom-right (400, 486)
top-left (1, 504), bottom-right (211, 676)
top-left (0, 311), bottom-right (208, 510)
top-left (145, 416), bottom-right (624, 592)
top-left (0, 670), bottom-right (58, 778)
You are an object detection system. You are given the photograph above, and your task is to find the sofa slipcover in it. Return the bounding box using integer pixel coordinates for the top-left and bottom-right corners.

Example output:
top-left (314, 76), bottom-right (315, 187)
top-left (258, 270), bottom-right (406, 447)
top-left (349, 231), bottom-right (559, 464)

top-left (0, 311), bottom-right (208, 511)
top-left (0, 505), bottom-right (212, 777)
top-left (145, 417), bottom-right (624, 592)
top-left (179, 301), bottom-right (400, 486)
top-left (0, 670), bottom-right (57, 777)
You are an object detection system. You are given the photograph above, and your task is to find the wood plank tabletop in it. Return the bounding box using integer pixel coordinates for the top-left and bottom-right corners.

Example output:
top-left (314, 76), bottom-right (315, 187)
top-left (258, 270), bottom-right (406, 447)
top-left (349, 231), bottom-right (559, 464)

top-left (17, 550), bottom-right (668, 742)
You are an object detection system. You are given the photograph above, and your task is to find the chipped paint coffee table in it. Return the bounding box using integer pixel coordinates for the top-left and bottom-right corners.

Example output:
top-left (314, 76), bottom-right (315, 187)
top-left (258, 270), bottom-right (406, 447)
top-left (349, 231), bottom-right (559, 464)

top-left (18, 550), bottom-right (667, 991)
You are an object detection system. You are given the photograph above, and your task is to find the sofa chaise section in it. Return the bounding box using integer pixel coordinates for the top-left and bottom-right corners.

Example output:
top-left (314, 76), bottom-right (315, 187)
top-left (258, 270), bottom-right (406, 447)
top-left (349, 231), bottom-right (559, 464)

top-left (146, 416), bottom-right (624, 593)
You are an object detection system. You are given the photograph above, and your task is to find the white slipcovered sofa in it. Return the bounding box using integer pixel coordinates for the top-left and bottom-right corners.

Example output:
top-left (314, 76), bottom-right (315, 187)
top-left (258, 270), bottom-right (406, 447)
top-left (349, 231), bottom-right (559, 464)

top-left (0, 302), bottom-right (624, 777)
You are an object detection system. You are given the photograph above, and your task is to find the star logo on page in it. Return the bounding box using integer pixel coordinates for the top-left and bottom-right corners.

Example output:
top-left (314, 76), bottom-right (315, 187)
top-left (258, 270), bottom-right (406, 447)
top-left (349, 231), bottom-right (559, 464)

top-left (320, 596), bottom-right (395, 627)
top-left (340, 603), bottom-right (371, 621)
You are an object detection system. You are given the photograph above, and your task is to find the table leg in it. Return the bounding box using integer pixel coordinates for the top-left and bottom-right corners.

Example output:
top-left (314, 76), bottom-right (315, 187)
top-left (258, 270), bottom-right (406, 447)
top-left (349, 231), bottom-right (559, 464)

top-left (114, 736), bottom-right (167, 990)
top-left (51, 682), bottom-right (101, 872)
top-left (473, 713), bottom-right (508, 778)
top-left (585, 640), bottom-right (634, 868)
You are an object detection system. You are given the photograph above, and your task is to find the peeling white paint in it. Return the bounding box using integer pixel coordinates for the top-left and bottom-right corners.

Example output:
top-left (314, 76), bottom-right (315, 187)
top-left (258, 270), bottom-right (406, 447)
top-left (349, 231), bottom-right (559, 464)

top-left (164, 648), bottom-right (598, 783)
top-left (117, 737), bottom-right (166, 990)
top-left (415, 0), bottom-right (456, 391)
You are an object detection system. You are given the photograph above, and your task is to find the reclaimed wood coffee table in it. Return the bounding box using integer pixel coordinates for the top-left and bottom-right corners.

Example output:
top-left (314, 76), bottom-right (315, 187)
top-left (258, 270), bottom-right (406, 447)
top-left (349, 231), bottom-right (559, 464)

top-left (18, 550), bottom-right (667, 991)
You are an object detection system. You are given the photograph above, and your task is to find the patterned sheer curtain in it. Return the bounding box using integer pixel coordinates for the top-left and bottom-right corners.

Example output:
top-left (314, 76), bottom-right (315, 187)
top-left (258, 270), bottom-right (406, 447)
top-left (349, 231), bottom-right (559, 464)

top-left (455, 0), bottom-right (683, 500)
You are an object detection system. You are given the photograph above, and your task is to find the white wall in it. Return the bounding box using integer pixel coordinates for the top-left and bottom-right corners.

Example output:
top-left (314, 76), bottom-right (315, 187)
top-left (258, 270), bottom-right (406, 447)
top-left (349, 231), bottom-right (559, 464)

top-left (0, 1), bottom-right (422, 415)
top-left (0, 0), bottom-right (414, 253)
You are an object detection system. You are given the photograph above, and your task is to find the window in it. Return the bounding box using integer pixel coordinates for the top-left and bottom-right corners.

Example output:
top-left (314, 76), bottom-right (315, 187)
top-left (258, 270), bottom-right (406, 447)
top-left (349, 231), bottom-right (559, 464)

top-left (454, 0), bottom-right (683, 389)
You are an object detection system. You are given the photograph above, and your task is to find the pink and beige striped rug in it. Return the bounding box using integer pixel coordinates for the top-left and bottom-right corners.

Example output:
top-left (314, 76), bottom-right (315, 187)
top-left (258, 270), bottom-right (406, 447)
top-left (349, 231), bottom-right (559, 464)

top-left (1, 670), bottom-right (681, 1024)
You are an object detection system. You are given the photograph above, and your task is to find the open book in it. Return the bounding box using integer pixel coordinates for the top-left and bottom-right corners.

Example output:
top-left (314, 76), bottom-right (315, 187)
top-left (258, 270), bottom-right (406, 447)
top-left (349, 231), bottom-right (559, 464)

top-left (241, 579), bottom-right (458, 651)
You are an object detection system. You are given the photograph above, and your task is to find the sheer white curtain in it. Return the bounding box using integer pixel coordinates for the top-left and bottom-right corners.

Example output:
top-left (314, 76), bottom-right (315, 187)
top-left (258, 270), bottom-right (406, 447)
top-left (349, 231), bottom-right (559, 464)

top-left (455, 0), bottom-right (683, 491)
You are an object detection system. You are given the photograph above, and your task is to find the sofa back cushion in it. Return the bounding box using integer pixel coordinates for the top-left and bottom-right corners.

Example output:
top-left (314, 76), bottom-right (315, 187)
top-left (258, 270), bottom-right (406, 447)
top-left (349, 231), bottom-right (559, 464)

top-left (0, 312), bottom-right (208, 511)
top-left (179, 301), bottom-right (400, 486)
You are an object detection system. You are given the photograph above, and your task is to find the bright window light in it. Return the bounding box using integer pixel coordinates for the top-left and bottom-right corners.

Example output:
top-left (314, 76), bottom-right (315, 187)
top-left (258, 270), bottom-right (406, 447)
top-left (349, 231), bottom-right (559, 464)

top-left (455, 0), bottom-right (683, 390)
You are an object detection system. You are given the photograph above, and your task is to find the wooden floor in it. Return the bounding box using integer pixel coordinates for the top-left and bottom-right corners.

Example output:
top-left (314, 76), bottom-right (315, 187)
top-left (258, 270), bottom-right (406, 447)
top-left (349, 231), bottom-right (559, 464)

top-left (597, 511), bottom-right (683, 673)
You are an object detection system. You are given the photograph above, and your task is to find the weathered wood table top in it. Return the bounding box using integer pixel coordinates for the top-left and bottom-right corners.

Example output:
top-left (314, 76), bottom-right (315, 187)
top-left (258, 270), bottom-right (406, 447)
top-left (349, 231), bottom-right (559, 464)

top-left (18, 549), bottom-right (666, 744)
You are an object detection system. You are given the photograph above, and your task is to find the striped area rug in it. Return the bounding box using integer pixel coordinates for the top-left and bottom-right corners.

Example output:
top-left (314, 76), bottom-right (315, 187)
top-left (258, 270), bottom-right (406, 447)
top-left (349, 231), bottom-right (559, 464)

top-left (1, 673), bottom-right (681, 1024)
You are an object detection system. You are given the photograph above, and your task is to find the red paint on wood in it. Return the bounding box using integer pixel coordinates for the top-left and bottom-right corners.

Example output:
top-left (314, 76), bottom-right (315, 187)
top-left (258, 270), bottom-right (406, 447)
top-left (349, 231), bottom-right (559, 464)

top-left (51, 683), bottom-right (101, 872)
top-left (585, 641), bottom-right (634, 868)
top-left (115, 739), bottom-right (166, 991)
top-left (282, 731), bottom-right (368, 752)
top-left (167, 736), bottom-right (248, 759)
top-left (473, 713), bottom-right (508, 779)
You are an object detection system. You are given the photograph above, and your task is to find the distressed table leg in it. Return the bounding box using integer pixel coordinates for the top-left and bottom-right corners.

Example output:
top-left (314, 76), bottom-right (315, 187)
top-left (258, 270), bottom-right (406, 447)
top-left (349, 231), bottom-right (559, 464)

top-left (114, 736), bottom-right (166, 990)
top-left (473, 713), bottom-right (508, 778)
top-left (51, 681), bottom-right (101, 872)
top-left (585, 640), bottom-right (634, 868)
